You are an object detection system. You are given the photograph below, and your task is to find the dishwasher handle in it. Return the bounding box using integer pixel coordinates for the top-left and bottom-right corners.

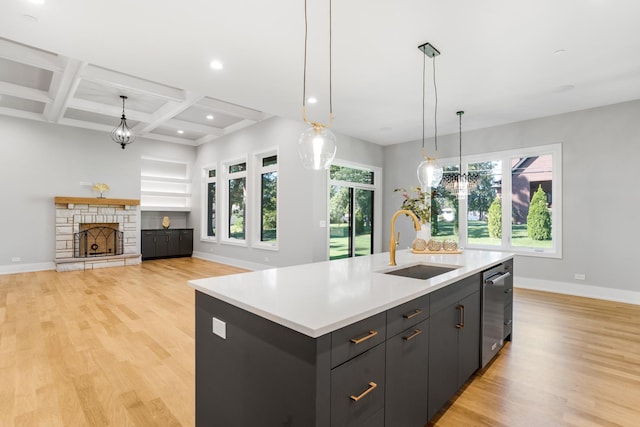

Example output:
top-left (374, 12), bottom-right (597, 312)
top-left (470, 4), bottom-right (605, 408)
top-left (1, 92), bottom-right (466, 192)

top-left (485, 271), bottom-right (511, 286)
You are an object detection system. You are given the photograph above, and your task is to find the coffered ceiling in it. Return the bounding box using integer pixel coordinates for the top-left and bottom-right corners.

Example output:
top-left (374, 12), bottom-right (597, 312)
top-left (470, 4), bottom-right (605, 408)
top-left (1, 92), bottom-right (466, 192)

top-left (1, 0), bottom-right (640, 147)
top-left (0, 37), bottom-right (269, 146)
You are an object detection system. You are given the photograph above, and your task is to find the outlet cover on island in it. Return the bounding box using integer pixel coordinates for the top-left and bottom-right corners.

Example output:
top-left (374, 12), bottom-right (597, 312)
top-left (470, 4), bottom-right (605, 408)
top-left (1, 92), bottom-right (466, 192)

top-left (11, 257), bottom-right (20, 262)
top-left (212, 317), bottom-right (226, 339)
top-left (574, 273), bottom-right (586, 280)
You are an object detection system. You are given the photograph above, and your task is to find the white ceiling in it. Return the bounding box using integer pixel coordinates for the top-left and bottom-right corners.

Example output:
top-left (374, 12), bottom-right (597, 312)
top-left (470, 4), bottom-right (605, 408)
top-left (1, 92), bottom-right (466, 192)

top-left (1, 0), bottom-right (640, 147)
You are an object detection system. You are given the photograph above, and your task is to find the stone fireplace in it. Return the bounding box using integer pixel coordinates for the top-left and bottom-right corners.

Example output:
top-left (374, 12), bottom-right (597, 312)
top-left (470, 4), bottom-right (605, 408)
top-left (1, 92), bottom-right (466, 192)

top-left (54, 196), bottom-right (141, 271)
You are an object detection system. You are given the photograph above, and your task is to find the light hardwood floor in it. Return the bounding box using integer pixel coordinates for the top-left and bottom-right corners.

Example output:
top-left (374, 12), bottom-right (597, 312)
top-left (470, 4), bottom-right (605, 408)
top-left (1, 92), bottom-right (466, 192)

top-left (1, 258), bottom-right (639, 426)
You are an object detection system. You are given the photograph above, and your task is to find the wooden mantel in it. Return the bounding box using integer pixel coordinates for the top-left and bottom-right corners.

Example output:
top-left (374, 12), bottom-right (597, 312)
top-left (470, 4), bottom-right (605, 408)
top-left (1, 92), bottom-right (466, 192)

top-left (54, 196), bottom-right (140, 207)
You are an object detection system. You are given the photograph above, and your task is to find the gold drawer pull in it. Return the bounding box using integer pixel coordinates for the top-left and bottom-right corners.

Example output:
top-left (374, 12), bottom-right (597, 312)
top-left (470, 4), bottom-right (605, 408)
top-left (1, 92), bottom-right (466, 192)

top-left (350, 381), bottom-right (378, 402)
top-left (402, 328), bottom-right (422, 341)
top-left (350, 330), bottom-right (378, 345)
top-left (402, 309), bottom-right (422, 319)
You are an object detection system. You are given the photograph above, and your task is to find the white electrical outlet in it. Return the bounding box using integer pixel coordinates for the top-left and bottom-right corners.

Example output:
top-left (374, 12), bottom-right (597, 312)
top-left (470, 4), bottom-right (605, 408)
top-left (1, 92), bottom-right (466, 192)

top-left (574, 273), bottom-right (586, 280)
top-left (11, 257), bottom-right (20, 262)
top-left (212, 317), bottom-right (226, 339)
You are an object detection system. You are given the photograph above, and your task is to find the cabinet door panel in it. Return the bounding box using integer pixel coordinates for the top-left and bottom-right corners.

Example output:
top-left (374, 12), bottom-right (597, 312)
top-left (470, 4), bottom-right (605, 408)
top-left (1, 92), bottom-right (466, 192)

top-left (165, 230), bottom-right (180, 255)
top-left (385, 319), bottom-right (428, 427)
top-left (458, 291), bottom-right (481, 387)
top-left (178, 229), bottom-right (193, 256)
top-left (427, 305), bottom-right (459, 420)
top-left (141, 231), bottom-right (156, 259)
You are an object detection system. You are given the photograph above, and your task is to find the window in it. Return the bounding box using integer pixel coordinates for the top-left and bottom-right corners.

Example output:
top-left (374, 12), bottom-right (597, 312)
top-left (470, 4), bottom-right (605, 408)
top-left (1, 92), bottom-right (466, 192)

top-left (254, 151), bottom-right (278, 249)
top-left (329, 163), bottom-right (378, 260)
top-left (224, 159), bottom-right (247, 243)
top-left (202, 166), bottom-right (217, 240)
top-left (432, 143), bottom-right (561, 258)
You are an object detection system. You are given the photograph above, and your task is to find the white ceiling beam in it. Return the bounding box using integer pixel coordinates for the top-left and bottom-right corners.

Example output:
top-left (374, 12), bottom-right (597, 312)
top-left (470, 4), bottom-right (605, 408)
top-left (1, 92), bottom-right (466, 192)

top-left (0, 81), bottom-right (52, 103)
top-left (133, 92), bottom-right (203, 134)
top-left (223, 118), bottom-right (261, 135)
top-left (195, 134), bottom-right (220, 145)
top-left (43, 58), bottom-right (87, 123)
top-left (66, 98), bottom-right (153, 123)
top-left (197, 97), bottom-right (269, 121)
top-left (143, 132), bottom-right (199, 146)
top-left (0, 106), bottom-right (46, 122)
top-left (164, 118), bottom-right (224, 136)
top-left (58, 118), bottom-right (113, 133)
top-left (0, 38), bottom-right (64, 72)
top-left (81, 65), bottom-right (185, 101)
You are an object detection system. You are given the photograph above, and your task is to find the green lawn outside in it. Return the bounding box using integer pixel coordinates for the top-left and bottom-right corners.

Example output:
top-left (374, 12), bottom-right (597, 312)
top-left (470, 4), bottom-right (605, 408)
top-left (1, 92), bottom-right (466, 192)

top-left (329, 220), bottom-right (551, 259)
top-left (433, 220), bottom-right (552, 248)
top-left (330, 224), bottom-right (372, 259)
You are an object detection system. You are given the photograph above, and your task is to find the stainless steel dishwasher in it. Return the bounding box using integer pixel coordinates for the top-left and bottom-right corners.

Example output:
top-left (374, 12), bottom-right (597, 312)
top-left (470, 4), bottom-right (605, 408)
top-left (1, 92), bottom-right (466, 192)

top-left (482, 264), bottom-right (511, 367)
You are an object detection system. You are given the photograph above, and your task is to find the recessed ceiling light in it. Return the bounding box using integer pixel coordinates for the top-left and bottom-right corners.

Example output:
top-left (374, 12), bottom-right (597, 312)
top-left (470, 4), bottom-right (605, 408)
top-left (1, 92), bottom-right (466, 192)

top-left (209, 60), bottom-right (224, 70)
top-left (206, 114), bottom-right (214, 120)
top-left (307, 97), bottom-right (317, 104)
top-left (177, 130), bottom-right (185, 134)
top-left (28, 0), bottom-right (45, 4)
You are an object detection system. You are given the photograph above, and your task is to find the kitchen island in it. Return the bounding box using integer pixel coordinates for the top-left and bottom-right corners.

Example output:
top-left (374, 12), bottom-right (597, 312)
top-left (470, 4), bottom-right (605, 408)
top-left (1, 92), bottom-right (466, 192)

top-left (189, 249), bottom-right (514, 426)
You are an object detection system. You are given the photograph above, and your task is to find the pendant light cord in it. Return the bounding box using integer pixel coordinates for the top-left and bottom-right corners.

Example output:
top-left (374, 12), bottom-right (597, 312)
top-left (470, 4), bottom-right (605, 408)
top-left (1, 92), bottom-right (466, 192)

top-left (302, 0), bottom-right (333, 127)
top-left (302, 0), bottom-right (308, 110)
top-left (459, 111), bottom-right (463, 168)
top-left (432, 56), bottom-right (438, 153)
top-left (421, 54), bottom-right (425, 152)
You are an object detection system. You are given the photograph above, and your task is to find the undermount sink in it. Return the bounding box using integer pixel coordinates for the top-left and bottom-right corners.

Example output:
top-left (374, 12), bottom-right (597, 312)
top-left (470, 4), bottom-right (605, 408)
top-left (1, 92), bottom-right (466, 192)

top-left (382, 263), bottom-right (460, 280)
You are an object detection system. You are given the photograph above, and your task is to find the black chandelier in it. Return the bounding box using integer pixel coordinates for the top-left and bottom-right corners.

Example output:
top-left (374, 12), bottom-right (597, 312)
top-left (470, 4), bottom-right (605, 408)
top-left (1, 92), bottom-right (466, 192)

top-left (441, 111), bottom-right (480, 199)
top-left (110, 95), bottom-right (135, 149)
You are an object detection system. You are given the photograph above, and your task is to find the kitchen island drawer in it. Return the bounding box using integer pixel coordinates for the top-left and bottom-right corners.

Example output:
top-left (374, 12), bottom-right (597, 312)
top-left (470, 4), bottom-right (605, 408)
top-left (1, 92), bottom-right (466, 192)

top-left (386, 294), bottom-right (429, 338)
top-left (331, 312), bottom-right (386, 368)
top-left (331, 343), bottom-right (385, 427)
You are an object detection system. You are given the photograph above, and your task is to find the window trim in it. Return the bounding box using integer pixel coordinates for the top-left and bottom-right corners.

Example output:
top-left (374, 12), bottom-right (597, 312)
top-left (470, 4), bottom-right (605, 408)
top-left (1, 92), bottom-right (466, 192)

top-left (252, 148), bottom-right (279, 251)
top-left (221, 155), bottom-right (249, 247)
top-left (201, 162), bottom-right (218, 242)
top-left (437, 143), bottom-right (562, 258)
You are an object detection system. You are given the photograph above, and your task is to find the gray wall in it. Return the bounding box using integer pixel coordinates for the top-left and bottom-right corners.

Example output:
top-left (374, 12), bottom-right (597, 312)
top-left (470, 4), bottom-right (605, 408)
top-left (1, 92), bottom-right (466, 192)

top-left (0, 115), bottom-right (196, 272)
top-left (192, 116), bottom-right (384, 268)
top-left (383, 99), bottom-right (640, 296)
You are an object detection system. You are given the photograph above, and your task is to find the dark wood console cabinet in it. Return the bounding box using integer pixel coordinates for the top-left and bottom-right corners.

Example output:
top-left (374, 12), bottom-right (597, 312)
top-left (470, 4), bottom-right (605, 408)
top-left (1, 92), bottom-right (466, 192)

top-left (141, 228), bottom-right (193, 260)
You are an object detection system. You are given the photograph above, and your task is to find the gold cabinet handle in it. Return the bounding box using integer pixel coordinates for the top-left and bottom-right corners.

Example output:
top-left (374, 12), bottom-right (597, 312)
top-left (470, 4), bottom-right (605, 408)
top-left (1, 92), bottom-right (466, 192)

top-left (402, 328), bottom-right (422, 341)
top-left (350, 330), bottom-right (378, 345)
top-left (402, 309), bottom-right (422, 320)
top-left (350, 382), bottom-right (378, 402)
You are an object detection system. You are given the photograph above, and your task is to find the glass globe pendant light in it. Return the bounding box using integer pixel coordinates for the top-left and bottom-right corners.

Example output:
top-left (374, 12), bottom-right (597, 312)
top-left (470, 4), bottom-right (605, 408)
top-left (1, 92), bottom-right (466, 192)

top-left (416, 42), bottom-right (443, 190)
top-left (298, 0), bottom-right (337, 170)
top-left (110, 95), bottom-right (135, 149)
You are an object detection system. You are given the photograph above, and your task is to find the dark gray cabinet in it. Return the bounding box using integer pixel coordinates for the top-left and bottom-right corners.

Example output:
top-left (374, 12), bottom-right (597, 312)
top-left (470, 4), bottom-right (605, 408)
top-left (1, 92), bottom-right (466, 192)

top-left (427, 273), bottom-right (481, 420)
top-left (195, 264), bottom-right (510, 426)
top-left (385, 319), bottom-right (428, 427)
top-left (141, 229), bottom-right (193, 260)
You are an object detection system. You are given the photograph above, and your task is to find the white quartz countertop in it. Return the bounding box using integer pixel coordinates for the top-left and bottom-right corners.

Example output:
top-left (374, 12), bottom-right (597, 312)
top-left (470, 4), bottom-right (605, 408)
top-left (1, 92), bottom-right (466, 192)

top-left (189, 249), bottom-right (514, 338)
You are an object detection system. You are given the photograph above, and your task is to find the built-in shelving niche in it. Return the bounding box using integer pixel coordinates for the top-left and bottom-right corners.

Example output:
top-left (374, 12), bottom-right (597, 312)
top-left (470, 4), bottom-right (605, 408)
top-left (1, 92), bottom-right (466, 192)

top-left (140, 157), bottom-right (192, 212)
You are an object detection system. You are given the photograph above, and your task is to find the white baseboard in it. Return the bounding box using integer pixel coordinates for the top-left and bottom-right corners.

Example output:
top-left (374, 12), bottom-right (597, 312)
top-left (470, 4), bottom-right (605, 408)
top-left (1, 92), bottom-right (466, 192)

top-left (0, 262), bottom-right (56, 275)
top-left (516, 277), bottom-right (640, 306)
top-left (192, 251), bottom-right (270, 271)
